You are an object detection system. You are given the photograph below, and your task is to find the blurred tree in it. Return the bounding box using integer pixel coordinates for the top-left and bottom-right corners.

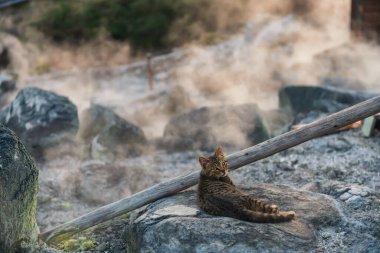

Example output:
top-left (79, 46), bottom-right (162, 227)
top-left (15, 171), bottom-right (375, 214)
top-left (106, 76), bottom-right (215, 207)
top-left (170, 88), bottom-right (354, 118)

top-left (34, 0), bottom-right (246, 51)
top-left (35, 1), bottom-right (101, 42)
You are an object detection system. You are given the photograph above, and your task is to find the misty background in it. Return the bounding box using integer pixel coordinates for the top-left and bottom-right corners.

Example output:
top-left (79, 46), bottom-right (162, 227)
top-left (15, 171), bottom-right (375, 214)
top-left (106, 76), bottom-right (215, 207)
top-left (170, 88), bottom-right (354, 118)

top-left (2, 0), bottom-right (379, 140)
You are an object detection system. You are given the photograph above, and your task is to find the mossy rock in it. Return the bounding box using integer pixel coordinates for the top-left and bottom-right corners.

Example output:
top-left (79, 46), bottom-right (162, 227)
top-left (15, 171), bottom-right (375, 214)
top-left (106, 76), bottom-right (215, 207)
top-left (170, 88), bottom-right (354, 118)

top-left (0, 124), bottom-right (39, 252)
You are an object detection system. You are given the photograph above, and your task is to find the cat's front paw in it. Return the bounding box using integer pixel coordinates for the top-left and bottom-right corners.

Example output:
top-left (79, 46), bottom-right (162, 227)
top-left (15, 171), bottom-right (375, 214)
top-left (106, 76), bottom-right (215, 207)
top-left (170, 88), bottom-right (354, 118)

top-left (266, 204), bottom-right (279, 214)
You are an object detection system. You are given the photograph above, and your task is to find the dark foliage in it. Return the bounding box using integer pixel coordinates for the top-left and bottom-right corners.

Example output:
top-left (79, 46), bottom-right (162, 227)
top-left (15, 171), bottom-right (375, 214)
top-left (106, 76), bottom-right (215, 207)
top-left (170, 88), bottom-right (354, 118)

top-left (34, 0), bottom-right (244, 51)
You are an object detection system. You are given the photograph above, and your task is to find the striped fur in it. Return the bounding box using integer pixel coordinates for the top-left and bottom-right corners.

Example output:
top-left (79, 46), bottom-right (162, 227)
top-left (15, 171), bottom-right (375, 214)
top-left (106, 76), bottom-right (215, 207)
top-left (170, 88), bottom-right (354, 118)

top-left (198, 147), bottom-right (295, 223)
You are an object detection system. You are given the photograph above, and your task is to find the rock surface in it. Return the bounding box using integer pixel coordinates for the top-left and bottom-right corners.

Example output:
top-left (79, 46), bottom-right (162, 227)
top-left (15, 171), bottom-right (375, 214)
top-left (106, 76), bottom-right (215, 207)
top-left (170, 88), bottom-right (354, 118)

top-left (0, 124), bottom-right (39, 253)
top-left (132, 85), bottom-right (194, 116)
top-left (0, 74), bottom-right (16, 91)
top-left (75, 161), bottom-right (131, 205)
top-left (126, 185), bottom-right (344, 253)
top-left (0, 74), bottom-right (16, 94)
top-left (79, 103), bottom-right (119, 143)
top-left (75, 160), bottom-right (159, 205)
top-left (232, 130), bottom-right (380, 253)
top-left (0, 73), bottom-right (16, 109)
top-left (0, 87), bottom-right (79, 157)
top-left (80, 103), bottom-right (147, 161)
top-left (262, 108), bottom-right (294, 137)
top-left (161, 103), bottom-right (270, 151)
top-left (119, 129), bottom-right (379, 253)
top-left (279, 85), bottom-right (375, 115)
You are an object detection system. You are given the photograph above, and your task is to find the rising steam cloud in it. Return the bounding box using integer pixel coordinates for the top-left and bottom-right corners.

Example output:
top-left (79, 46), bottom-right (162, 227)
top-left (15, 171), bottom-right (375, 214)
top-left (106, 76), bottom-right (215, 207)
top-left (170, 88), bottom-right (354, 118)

top-left (173, 0), bottom-right (367, 111)
top-left (13, 0), bottom-right (380, 140)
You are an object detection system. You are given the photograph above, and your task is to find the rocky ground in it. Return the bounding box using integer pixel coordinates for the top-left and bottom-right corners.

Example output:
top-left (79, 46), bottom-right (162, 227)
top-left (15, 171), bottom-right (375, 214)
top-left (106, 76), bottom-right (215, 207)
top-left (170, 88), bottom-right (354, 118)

top-left (1, 60), bottom-right (378, 253)
top-left (33, 128), bottom-right (380, 253)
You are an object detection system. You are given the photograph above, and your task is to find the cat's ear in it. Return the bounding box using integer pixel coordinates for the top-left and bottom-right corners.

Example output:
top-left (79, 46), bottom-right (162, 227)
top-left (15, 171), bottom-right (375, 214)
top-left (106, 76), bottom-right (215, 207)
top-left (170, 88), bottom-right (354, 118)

top-left (214, 146), bottom-right (225, 159)
top-left (198, 157), bottom-right (209, 168)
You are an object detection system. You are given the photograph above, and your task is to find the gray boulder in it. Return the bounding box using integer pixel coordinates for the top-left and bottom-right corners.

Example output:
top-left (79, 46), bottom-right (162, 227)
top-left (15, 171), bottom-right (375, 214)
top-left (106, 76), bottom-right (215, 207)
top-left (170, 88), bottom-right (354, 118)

top-left (91, 119), bottom-right (147, 161)
top-left (0, 74), bottom-right (15, 94)
top-left (161, 104), bottom-right (270, 151)
top-left (80, 104), bottom-right (147, 160)
top-left (0, 73), bottom-right (16, 109)
top-left (0, 87), bottom-right (79, 157)
top-left (321, 77), bottom-right (366, 91)
top-left (0, 124), bottom-right (39, 253)
top-left (79, 103), bottom-right (119, 143)
top-left (126, 185), bottom-right (344, 253)
top-left (263, 108), bottom-right (294, 137)
top-left (133, 85), bottom-right (194, 116)
top-left (162, 85), bottom-right (194, 115)
top-left (279, 85), bottom-right (375, 115)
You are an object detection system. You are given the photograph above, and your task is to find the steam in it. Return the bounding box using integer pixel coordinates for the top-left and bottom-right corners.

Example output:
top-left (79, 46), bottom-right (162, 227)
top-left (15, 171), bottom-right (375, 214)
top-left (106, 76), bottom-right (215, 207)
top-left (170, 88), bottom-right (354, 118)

top-left (15, 0), bottom-right (380, 142)
top-left (31, 39), bottom-right (131, 72)
top-left (173, 0), bottom-right (357, 110)
top-left (0, 33), bottom-right (30, 81)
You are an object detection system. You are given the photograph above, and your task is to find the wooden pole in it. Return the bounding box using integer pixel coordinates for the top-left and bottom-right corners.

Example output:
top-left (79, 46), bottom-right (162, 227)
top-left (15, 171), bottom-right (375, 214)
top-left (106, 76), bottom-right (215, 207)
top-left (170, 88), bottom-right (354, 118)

top-left (146, 53), bottom-right (154, 91)
top-left (40, 95), bottom-right (380, 244)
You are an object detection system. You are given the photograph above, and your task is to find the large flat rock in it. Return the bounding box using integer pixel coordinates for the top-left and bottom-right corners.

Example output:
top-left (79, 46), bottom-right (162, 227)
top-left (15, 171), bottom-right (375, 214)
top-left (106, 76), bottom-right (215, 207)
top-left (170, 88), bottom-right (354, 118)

top-left (126, 184), bottom-right (344, 253)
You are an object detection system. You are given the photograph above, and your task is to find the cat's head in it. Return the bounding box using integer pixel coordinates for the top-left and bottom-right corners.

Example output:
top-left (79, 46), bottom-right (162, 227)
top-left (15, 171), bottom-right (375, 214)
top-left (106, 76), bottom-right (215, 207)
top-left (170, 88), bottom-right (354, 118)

top-left (199, 147), bottom-right (229, 178)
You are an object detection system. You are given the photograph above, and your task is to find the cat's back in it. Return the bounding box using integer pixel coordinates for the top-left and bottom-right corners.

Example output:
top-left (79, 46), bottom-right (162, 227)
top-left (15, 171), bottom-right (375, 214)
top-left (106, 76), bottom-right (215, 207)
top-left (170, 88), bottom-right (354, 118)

top-left (198, 175), bottom-right (240, 194)
top-left (198, 174), bottom-right (247, 216)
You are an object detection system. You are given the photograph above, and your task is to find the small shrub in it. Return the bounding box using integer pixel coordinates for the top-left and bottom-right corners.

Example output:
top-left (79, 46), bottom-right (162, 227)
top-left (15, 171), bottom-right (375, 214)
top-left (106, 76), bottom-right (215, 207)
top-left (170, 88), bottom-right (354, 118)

top-left (34, 1), bottom-right (101, 43)
top-left (103, 2), bottom-right (130, 41)
top-left (33, 62), bottom-right (51, 75)
top-left (35, 0), bottom-right (178, 49)
top-left (105, 0), bottom-right (177, 49)
top-left (59, 239), bottom-right (78, 252)
top-left (57, 237), bottom-right (96, 252)
top-left (80, 239), bottom-right (96, 250)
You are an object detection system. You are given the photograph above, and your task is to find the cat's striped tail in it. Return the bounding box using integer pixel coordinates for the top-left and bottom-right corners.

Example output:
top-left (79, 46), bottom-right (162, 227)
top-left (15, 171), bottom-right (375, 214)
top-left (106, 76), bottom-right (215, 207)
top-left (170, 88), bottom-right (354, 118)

top-left (239, 209), bottom-right (295, 223)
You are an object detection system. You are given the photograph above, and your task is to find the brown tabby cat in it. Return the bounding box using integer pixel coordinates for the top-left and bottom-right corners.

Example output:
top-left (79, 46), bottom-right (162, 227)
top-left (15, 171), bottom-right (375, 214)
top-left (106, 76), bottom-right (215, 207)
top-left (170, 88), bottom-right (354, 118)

top-left (197, 147), bottom-right (295, 223)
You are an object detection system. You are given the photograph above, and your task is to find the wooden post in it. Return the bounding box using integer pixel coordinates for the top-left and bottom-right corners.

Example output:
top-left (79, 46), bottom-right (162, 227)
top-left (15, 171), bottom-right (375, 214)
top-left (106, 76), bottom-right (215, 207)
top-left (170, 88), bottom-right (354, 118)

top-left (146, 53), bottom-right (154, 91)
top-left (40, 95), bottom-right (380, 244)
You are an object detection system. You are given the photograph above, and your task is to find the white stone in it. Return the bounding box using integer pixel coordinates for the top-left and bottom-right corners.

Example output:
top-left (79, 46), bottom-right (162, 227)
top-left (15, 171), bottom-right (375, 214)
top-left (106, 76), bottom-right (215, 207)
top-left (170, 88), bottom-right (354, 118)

top-left (339, 192), bottom-right (352, 201)
top-left (154, 205), bottom-right (199, 217)
top-left (349, 188), bottom-right (369, 197)
top-left (25, 122), bottom-right (34, 130)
